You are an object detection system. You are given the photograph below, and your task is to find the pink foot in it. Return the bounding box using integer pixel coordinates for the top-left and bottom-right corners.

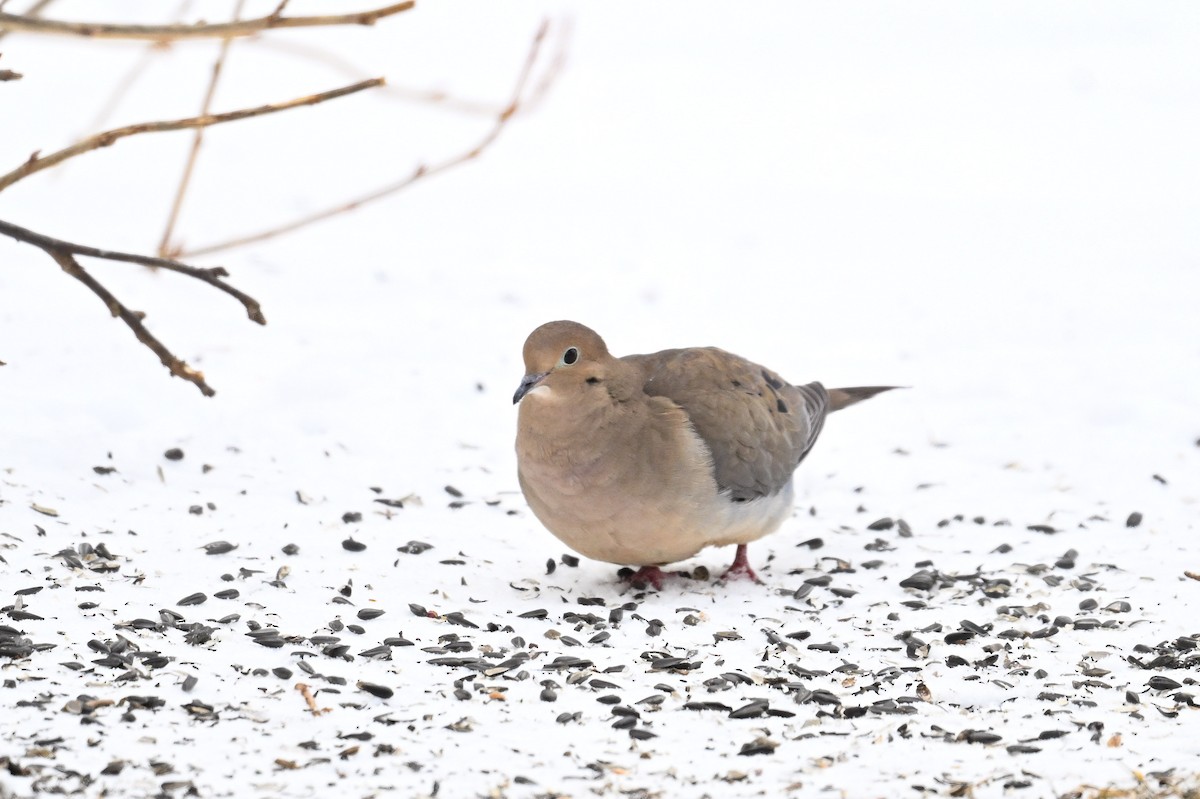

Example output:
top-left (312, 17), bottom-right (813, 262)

top-left (622, 565), bottom-right (669, 590)
top-left (719, 544), bottom-right (763, 584)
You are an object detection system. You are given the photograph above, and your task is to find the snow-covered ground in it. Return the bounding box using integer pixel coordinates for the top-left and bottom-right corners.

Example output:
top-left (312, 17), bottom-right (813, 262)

top-left (2, 2), bottom-right (1198, 797)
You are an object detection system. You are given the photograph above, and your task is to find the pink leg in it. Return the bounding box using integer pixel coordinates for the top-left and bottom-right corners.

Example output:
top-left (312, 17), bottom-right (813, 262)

top-left (720, 544), bottom-right (762, 583)
top-left (623, 565), bottom-right (668, 590)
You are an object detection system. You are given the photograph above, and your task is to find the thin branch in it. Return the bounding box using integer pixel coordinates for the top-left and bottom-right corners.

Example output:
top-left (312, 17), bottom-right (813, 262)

top-left (0, 2), bottom-right (414, 41)
top-left (81, 0), bottom-right (194, 135)
top-left (0, 0), bottom-right (54, 42)
top-left (47, 250), bottom-right (218, 395)
top-left (0, 77), bottom-right (383, 193)
top-left (0, 217), bottom-right (265, 323)
top-left (525, 16), bottom-right (571, 112)
top-left (0, 217), bottom-right (266, 396)
top-left (178, 20), bottom-right (557, 258)
top-left (158, 0), bottom-right (245, 258)
top-left (79, 42), bottom-right (167, 131)
top-left (0, 50), bottom-right (21, 80)
top-left (254, 37), bottom-right (509, 118)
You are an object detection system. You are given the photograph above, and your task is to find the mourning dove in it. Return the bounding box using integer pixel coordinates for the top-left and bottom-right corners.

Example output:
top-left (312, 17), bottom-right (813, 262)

top-left (513, 320), bottom-right (896, 588)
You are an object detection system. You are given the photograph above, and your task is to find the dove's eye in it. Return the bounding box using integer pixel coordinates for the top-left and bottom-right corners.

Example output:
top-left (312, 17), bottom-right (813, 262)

top-left (560, 347), bottom-right (579, 366)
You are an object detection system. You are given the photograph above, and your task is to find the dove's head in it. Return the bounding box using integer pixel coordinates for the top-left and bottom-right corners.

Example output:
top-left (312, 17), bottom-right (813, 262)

top-left (513, 320), bottom-right (612, 404)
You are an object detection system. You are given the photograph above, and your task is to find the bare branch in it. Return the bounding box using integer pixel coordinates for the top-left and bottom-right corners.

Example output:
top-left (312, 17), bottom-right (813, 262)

top-left (0, 217), bottom-right (266, 396)
top-left (48, 250), bottom-right (218, 395)
top-left (81, 0), bottom-right (194, 134)
top-left (0, 78), bottom-right (383, 193)
top-left (1, 9), bottom-right (561, 395)
top-left (79, 41), bottom-right (168, 131)
top-left (254, 37), bottom-right (511, 118)
top-left (0, 0), bottom-right (55, 42)
top-left (0, 218), bottom-right (264, 322)
top-left (525, 17), bottom-right (571, 112)
top-left (0, 2), bottom-right (414, 41)
top-left (158, 0), bottom-right (245, 258)
top-left (0, 50), bottom-right (21, 80)
top-left (179, 20), bottom-right (557, 258)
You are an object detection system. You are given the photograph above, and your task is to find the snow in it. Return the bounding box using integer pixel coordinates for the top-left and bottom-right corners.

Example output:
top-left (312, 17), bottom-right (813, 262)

top-left (2, 2), bottom-right (1199, 797)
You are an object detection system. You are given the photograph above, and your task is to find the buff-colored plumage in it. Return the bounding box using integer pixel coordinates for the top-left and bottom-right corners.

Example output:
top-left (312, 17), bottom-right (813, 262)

top-left (513, 320), bottom-right (894, 584)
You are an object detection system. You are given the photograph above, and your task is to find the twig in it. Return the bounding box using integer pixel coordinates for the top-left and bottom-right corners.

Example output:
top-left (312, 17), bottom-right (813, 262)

top-left (0, 218), bottom-right (264, 320)
top-left (526, 17), bottom-right (571, 112)
top-left (0, 50), bottom-right (21, 80)
top-left (178, 20), bottom-right (556, 258)
top-left (48, 249), bottom-right (219, 395)
top-left (254, 37), bottom-right (509, 118)
top-left (0, 0), bottom-right (54, 42)
top-left (81, 0), bottom-right (194, 135)
top-left (0, 217), bottom-right (266, 396)
top-left (79, 43), bottom-right (168, 131)
top-left (0, 2), bottom-right (414, 41)
top-left (0, 77), bottom-right (383, 193)
top-left (158, 0), bottom-right (245, 258)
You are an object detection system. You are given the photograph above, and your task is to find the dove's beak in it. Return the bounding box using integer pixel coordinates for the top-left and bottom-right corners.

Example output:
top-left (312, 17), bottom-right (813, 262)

top-left (512, 372), bottom-right (548, 404)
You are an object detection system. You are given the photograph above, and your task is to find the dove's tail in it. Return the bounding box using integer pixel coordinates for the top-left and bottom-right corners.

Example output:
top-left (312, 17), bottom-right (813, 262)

top-left (828, 385), bottom-right (902, 412)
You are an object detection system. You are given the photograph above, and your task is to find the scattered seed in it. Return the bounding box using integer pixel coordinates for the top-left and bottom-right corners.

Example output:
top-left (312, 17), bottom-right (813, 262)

top-left (357, 682), bottom-right (393, 699)
top-left (738, 737), bottom-right (778, 756)
top-left (728, 699), bottom-right (769, 719)
top-left (1007, 744), bottom-right (1041, 755)
top-left (963, 730), bottom-right (1002, 744)
top-left (1147, 676), bottom-right (1182, 691)
top-left (900, 570), bottom-right (936, 591)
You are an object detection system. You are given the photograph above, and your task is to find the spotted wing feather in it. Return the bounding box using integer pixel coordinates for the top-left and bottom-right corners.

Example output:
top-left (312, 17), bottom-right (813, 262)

top-left (624, 348), bottom-right (829, 501)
